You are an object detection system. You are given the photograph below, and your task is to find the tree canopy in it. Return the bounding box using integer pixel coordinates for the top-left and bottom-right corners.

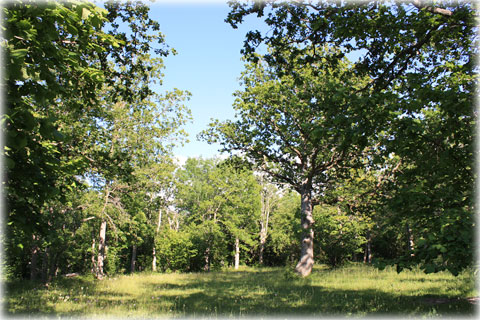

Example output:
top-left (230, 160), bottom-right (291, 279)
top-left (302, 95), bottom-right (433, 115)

top-left (212, 0), bottom-right (478, 275)
top-left (3, 0), bottom-right (476, 281)
top-left (3, 0), bottom-right (191, 280)
top-left (202, 45), bottom-right (383, 276)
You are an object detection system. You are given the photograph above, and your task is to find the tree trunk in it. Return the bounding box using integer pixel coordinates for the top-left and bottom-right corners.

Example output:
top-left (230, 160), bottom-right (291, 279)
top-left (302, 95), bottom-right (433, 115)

top-left (234, 237), bottom-right (240, 270)
top-left (49, 254), bottom-right (59, 282)
top-left (30, 234), bottom-right (39, 281)
top-left (406, 223), bottom-right (415, 257)
top-left (259, 232), bottom-right (266, 265)
top-left (259, 185), bottom-right (271, 265)
top-left (364, 230), bottom-right (372, 264)
top-left (97, 219), bottom-right (107, 279)
top-left (91, 237), bottom-right (96, 274)
top-left (295, 186), bottom-right (315, 277)
top-left (41, 247), bottom-right (49, 283)
top-left (130, 244), bottom-right (137, 273)
top-left (96, 186), bottom-right (110, 279)
top-left (152, 247), bottom-right (157, 272)
top-left (152, 208), bottom-right (162, 272)
top-left (204, 246), bottom-right (210, 271)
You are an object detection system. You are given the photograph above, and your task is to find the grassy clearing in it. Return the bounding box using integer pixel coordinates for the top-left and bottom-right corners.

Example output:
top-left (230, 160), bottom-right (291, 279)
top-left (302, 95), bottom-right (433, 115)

top-left (4, 263), bottom-right (477, 317)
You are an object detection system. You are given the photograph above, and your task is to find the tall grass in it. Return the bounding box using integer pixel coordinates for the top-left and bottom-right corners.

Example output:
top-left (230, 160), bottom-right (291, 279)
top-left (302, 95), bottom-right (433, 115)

top-left (4, 263), bottom-right (477, 317)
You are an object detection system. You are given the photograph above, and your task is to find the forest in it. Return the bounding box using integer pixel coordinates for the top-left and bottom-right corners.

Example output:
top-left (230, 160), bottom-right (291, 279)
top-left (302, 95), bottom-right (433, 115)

top-left (3, 0), bottom-right (477, 312)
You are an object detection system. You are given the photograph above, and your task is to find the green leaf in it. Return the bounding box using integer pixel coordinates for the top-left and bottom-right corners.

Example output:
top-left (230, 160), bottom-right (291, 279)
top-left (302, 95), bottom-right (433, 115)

top-left (17, 19), bottom-right (32, 30)
top-left (91, 15), bottom-right (102, 29)
top-left (82, 7), bottom-right (91, 20)
top-left (66, 24), bottom-right (78, 35)
top-left (53, 130), bottom-right (65, 141)
top-left (10, 48), bottom-right (28, 62)
top-left (21, 111), bottom-right (36, 131)
top-left (5, 157), bottom-right (15, 169)
top-left (12, 134), bottom-right (27, 149)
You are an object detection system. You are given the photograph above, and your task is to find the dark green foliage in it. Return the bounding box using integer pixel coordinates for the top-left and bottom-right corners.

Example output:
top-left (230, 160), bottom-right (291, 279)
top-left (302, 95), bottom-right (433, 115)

top-left (3, 0), bottom-right (190, 280)
top-left (4, 0), bottom-right (115, 254)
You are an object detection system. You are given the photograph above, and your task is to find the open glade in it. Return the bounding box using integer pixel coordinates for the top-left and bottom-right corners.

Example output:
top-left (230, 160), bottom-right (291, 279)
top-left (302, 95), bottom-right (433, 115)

top-left (5, 264), bottom-right (476, 317)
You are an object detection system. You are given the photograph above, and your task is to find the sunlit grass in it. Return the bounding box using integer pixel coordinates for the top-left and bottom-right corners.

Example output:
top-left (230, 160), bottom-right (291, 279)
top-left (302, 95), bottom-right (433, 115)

top-left (4, 263), bottom-right (477, 317)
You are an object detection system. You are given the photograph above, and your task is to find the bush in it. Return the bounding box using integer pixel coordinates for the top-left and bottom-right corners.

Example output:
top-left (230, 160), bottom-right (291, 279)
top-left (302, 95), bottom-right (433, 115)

top-left (313, 205), bottom-right (367, 267)
top-left (155, 228), bottom-right (197, 272)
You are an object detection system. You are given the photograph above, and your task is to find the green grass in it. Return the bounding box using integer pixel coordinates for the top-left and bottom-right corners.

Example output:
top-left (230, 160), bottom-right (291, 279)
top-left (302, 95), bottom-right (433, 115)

top-left (4, 263), bottom-right (477, 317)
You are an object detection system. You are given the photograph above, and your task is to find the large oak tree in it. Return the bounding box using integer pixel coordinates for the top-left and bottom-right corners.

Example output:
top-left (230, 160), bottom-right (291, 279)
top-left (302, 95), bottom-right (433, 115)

top-left (203, 47), bottom-right (377, 276)
top-left (224, 0), bottom-right (477, 275)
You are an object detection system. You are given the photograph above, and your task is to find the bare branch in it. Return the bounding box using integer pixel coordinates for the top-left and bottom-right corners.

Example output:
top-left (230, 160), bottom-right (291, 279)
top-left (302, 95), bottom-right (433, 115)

top-left (272, 121), bottom-right (303, 160)
top-left (412, 0), bottom-right (453, 17)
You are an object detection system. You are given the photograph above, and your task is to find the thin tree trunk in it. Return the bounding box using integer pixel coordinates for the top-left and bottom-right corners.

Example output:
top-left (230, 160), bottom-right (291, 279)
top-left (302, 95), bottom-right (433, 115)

top-left (259, 231), bottom-right (267, 265)
top-left (131, 244), bottom-right (137, 273)
top-left (30, 234), bottom-right (39, 281)
top-left (41, 247), bottom-right (49, 283)
top-left (234, 237), bottom-right (240, 270)
top-left (49, 254), bottom-right (59, 282)
top-left (152, 208), bottom-right (162, 272)
top-left (96, 187), bottom-right (110, 279)
top-left (364, 230), bottom-right (372, 264)
top-left (406, 223), bottom-right (415, 257)
top-left (259, 185), bottom-right (271, 265)
top-left (91, 237), bottom-right (96, 274)
top-left (295, 185), bottom-right (315, 277)
top-left (152, 246), bottom-right (157, 272)
top-left (97, 219), bottom-right (107, 279)
top-left (204, 246), bottom-right (210, 271)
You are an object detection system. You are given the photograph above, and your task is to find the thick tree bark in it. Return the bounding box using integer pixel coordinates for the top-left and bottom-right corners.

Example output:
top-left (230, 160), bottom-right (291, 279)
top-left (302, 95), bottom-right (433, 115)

top-left (234, 237), bottom-right (240, 270)
top-left (295, 186), bottom-right (315, 277)
top-left (96, 219), bottom-right (107, 279)
top-left (130, 244), bottom-right (137, 273)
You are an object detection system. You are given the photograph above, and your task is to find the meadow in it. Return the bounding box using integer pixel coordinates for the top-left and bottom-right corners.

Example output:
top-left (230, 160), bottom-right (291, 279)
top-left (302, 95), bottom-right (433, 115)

top-left (4, 263), bottom-right (477, 318)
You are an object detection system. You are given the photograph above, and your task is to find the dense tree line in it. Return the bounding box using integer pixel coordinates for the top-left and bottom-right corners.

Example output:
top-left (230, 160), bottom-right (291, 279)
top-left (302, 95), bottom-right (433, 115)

top-left (3, 0), bottom-right (191, 280)
top-left (3, 0), bottom-right (476, 281)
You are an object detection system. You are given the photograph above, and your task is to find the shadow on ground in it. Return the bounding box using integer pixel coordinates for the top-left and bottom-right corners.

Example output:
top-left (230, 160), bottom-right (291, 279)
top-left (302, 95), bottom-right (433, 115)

top-left (141, 269), bottom-right (475, 317)
top-left (4, 267), bottom-right (476, 317)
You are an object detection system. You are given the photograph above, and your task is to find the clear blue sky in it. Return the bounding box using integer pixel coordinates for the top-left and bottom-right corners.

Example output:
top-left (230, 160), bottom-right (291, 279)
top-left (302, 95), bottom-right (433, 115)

top-left (149, 2), bottom-right (268, 160)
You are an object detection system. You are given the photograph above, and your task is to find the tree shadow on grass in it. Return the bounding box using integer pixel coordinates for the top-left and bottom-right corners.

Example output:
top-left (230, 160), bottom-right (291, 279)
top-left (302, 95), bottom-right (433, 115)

top-left (142, 269), bottom-right (476, 317)
top-left (5, 268), bottom-right (476, 317)
top-left (4, 276), bottom-right (99, 316)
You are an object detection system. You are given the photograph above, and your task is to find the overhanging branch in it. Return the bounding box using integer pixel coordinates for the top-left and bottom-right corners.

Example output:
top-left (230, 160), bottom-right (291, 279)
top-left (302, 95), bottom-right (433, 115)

top-left (412, 0), bottom-right (453, 17)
